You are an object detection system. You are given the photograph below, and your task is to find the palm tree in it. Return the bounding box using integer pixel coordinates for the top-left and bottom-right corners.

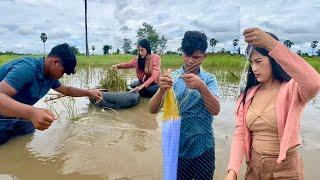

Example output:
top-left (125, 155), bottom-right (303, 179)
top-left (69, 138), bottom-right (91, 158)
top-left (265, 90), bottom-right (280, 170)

top-left (284, 40), bottom-right (294, 49)
top-left (84, 0), bottom-right (89, 56)
top-left (311, 41), bottom-right (318, 56)
top-left (209, 38), bottom-right (218, 53)
top-left (233, 39), bottom-right (239, 53)
top-left (40, 33), bottom-right (47, 55)
top-left (297, 50), bottom-right (302, 55)
top-left (92, 45), bottom-right (95, 55)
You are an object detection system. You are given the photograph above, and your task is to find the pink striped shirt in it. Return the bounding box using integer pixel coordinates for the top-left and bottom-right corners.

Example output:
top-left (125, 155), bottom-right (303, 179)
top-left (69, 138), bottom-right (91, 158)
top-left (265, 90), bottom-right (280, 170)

top-left (227, 42), bottom-right (320, 176)
top-left (116, 54), bottom-right (161, 88)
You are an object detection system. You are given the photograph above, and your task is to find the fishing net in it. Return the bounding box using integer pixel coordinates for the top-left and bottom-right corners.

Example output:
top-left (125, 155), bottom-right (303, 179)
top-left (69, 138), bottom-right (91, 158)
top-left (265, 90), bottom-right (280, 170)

top-left (161, 66), bottom-right (219, 180)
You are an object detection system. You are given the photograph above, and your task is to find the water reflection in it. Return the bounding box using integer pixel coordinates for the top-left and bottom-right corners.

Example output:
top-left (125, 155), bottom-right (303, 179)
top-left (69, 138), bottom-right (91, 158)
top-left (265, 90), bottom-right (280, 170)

top-left (0, 67), bottom-right (318, 180)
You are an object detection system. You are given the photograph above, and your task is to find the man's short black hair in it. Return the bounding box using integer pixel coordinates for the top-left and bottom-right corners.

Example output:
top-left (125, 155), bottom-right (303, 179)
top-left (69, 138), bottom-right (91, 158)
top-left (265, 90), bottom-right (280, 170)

top-left (48, 43), bottom-right (77, 75)
top-left (181, 31), bottom-right (208, 56)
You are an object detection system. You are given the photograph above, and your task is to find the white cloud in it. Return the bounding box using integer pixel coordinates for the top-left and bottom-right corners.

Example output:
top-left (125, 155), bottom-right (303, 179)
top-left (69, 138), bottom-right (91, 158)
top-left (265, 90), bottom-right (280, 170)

top-left (16, 26), bottom-right (35, 35)
top-left (0, 0), bottom-right (318, 55)
top-left (240, 0), bottom-right (320, 54)
top-left (0, 0), bottom-right (241, 54)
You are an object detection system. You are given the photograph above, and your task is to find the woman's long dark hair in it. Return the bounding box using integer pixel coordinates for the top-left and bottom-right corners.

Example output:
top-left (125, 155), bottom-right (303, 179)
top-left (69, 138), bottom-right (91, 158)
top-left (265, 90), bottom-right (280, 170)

top-left (241, 32), bottom-right (291, 106)
top-left (137, 39), bottom-right (151, 72)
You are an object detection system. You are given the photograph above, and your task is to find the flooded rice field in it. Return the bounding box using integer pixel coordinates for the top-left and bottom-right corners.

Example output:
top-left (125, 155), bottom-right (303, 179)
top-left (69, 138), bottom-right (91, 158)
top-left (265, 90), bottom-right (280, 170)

top-left (0, 67), bottom-right (319, 180)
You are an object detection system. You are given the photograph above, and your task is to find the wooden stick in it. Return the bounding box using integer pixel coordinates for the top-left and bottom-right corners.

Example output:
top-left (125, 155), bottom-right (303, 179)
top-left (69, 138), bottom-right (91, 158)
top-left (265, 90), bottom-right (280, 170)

top-left (44, 88), bottom-right (108, 102)
top-left (44, 94), bottom-right (66, 102)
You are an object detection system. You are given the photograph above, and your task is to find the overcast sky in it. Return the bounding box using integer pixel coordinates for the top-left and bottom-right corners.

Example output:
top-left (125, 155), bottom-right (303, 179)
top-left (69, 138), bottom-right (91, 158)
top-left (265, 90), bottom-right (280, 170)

top-left (0, 0), bottom-right (319, 54)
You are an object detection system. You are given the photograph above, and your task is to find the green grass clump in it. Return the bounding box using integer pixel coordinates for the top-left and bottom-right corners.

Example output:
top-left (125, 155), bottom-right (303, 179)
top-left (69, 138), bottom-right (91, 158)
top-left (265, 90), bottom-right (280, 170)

top-left (99, 69), bottom-right (127, 92)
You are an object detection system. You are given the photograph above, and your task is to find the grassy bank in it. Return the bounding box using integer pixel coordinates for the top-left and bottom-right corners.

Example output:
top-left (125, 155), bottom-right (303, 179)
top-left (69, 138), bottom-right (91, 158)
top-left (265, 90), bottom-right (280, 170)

top-left (76, 54), bottom-right (248, 70)
top-left (1, 54), bottom-right (319, 72)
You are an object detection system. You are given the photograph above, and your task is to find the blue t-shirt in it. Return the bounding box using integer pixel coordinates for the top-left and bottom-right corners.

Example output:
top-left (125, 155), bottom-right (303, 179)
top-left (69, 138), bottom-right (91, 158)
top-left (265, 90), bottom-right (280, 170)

top-left (171, 67), bottom-right (219, 159)
top-left (0, 57), bottom-right (61, 105)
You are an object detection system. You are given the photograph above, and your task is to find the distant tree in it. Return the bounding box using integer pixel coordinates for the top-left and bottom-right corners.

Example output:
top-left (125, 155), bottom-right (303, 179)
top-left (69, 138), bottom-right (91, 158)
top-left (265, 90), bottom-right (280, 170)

top-left (233, 39), bottom-right (239, 53)
top-left (311, 41), bottom-right (318, 55)
top-left (1, 51), bottom-right (16, 55)
top-left (136, 22), bottom-right (166, 53)
top-left (131, 48), bottom-right (138, 55)
top-left (177, 47), bottom-right (182, 54)
top-left (166, 51), bottom-right (179, 55)
top-left (91, 45), bottom-right (95, 55)
top-left (116, 49), bottom-right (120, 54)
top-left (122, 38), bottom-right (132, 54)
top-left (316, 49), bottom-right (320, 56)
top-left (302, 52), bottom-right (309, 56)
top-left (284, 40), bottom-right (294, 49)
top-left (159, 35), bottom-right (167, 55)
top-left (209, 38), bottom-right (218, 53)
top-left (297, 50), bottom-right (302, 56)
top-left (70, 46), bottom-right (80, 55)
top-left (40, 33), bottom-right (47, 55)
top-left (103, 45), bottom-right (112, 55)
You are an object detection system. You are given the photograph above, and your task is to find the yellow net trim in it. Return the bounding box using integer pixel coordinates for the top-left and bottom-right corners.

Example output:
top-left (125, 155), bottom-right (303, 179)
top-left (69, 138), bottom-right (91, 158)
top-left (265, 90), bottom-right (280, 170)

top-left (162, 88), bottom-right (180, 120)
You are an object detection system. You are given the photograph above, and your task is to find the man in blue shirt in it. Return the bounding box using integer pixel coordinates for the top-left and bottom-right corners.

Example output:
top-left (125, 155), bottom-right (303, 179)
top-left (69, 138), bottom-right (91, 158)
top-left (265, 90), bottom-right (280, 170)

top-left (0, 43), bottom-right (102, 144)
top-left (149, 31), bottom-right (220, 179)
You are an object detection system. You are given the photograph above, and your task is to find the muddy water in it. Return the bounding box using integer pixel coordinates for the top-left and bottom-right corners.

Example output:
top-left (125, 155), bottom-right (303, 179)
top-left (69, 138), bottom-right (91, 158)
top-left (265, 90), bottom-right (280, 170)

top-left (0, 67), bottom-right (319, 180)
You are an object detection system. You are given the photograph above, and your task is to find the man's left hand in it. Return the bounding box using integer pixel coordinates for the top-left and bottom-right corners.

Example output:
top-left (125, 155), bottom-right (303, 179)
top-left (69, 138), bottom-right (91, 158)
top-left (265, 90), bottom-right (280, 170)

top-left (182, 73), bottom-right (205, 90)
top-left (88, 89), bottom-right (103, 102)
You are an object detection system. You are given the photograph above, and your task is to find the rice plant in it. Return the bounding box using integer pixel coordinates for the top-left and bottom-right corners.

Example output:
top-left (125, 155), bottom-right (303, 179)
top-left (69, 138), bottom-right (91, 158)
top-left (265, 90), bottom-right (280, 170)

top-left (45, 101), bottom-right (62, 120)
top-left (44, 96), bottom-right (79, 121)
top-left (99, 68), bottom-right (127, 92)
top-left (60, 97), bottom-right (79, 121)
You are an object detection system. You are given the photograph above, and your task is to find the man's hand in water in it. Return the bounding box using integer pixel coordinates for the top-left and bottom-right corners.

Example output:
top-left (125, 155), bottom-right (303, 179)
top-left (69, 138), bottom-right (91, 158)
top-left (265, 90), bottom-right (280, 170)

top-left (29, 108), bottom-right (56, 131)
top-left (88, 89), bottom-right (103, 102)
top-left (182, 73), bottom-right (205, 90)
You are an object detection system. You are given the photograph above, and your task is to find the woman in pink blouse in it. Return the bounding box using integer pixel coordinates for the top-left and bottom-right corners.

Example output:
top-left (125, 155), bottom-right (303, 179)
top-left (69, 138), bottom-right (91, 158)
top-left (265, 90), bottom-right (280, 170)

top-left (112, 39), bottom-right (161, 98)
top-left (225, 28), bottom-right (320, 180)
